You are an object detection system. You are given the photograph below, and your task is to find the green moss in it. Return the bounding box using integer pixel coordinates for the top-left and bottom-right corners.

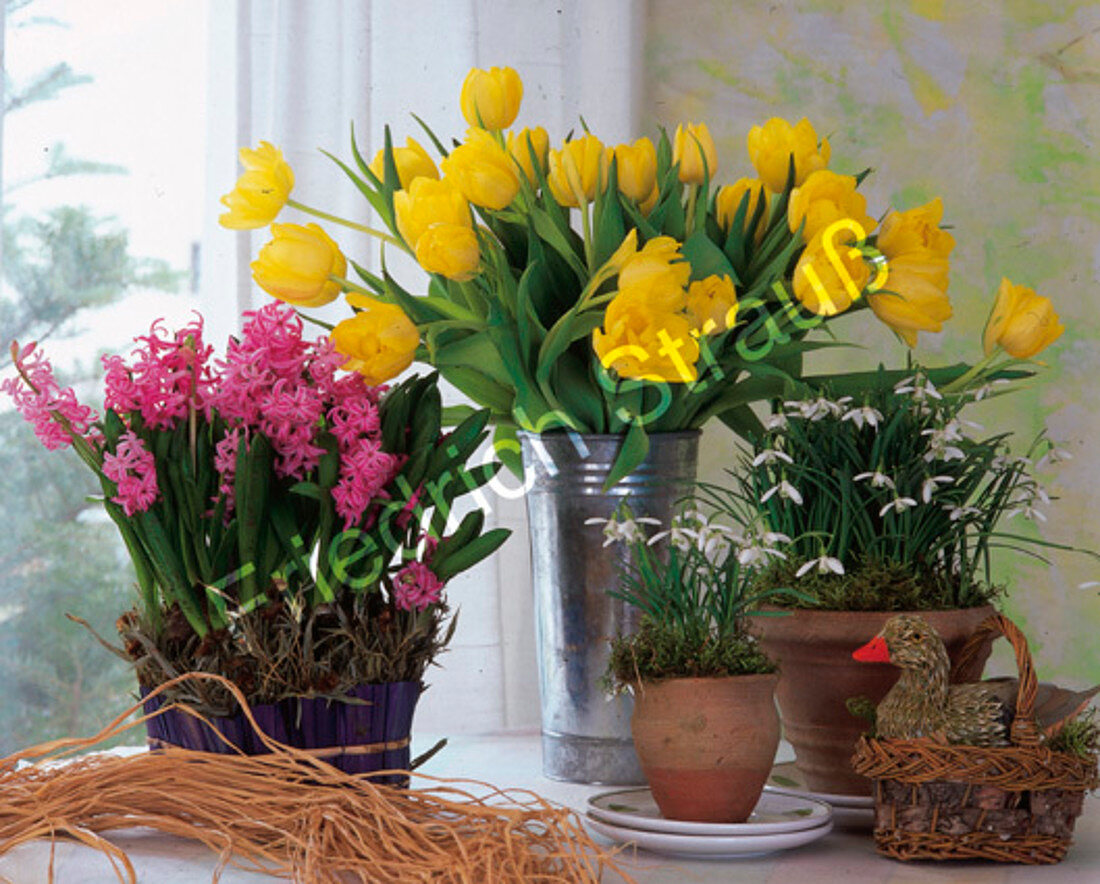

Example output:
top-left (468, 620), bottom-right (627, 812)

top-left (607, 617), bottom-right (775, 689)
top-left (1047, 709), bottom-right (1099, 759)
top-left (752, 557), bottom-right (1002, 612)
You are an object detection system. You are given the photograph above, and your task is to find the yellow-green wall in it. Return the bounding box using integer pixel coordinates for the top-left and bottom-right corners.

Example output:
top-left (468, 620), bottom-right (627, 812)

top-left (644, 0), bottom-right (1100, 685)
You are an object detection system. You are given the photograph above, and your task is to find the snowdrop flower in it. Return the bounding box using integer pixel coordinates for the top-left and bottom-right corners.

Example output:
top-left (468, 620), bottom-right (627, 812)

top-left (646, 523), bottom-right (696, 552)
top-left (894, 374), bottom-right (942, 401)
top-left (841, 405), bottom-right (884, 430)
top-left (969, 378), bottom-right (1010, 401)
top-left (854, 469), bottom-right (895, 490)
top-left (1007, 500), bottom-right (1048, 522)
top-left (795, 555), bottom-right (846, 578)
top-left (944, 504), bottom-right (982, 521)
top-left (585, 513), bottom-right (659, 547)
top-left (763, 413), bottom-right (788, 432)
top-left (752, 448), bottom-right (794, 467)
top-left (737, 543), bottom-right (788, 567)
top-left (920, 475), bottom-right (954, 503)
top-left (760, 531), bottom-right (792, 546)
top-left (1078, 581), bottom-right (1100, 590)
top-left (1036, 445), bottom-right (1073, 469)
top-left (879, 496), bottom-right (918, 517)
top-left (761, 480), bottom-right (803, 505)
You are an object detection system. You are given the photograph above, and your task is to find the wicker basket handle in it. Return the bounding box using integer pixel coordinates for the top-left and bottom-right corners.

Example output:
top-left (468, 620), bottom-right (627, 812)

top-left (952, 613), bottom-right (1040, 747)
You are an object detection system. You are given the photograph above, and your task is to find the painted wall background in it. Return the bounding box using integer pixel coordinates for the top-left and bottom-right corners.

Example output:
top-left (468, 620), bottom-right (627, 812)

top-left (644, 0), bottom-right (1100, 685)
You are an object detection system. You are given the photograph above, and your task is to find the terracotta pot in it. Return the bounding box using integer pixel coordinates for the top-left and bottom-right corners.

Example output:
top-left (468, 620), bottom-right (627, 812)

top-left (754, 606), bottom-right (995, 796)
top-left (630, 674), bottom-right (780, 823)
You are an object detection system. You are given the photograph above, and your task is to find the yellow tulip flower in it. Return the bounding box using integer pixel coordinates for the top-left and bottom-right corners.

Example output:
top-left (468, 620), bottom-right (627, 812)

top-left (507, 126), bottom-right (550, 184)
top-left (440, 128), bottom-right (521, 210)
top-left (251, 223), bottom-right (346, 308)
top-left (868, 198), bottom-right (955, 346)
top-left (617, 236), bottom-right (691, 313)
top-left (393, 177), bottom-right (471, 250)
top-left (673, 122), bottom-right (718, 185)
top-left (747, 117), bottom-right (830, 193)
top-left (982, 278), bottom-right (1065, 359)
top-left (219, 141), bottom-right (294, 230)
top-left (788, 170), bottom-right (876, 243)
top-left (716, 178), bottom-right (769, 239)
top-left (687, 275), bottom-right (738, 334)
top-left (332, 296), bottom-right (420, 386)
top-left (368, 137), bottom-right (439, 189)
top-left (593, 301), bottom-right (699, 383)
top-left (547, 135), bottom-right (610, 207)
top-left (614, 137), bottom-right (658, 207)
top-left (460, 66), bottom-right (523, 131)
top-left (415, 223), bottom-right (481, 281)
top-left (792, 231), bottom-right (871, 317)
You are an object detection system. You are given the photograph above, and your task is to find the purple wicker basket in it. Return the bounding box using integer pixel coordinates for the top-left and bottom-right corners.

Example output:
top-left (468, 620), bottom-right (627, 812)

top-left (140, 681), bottom-right (421, 785)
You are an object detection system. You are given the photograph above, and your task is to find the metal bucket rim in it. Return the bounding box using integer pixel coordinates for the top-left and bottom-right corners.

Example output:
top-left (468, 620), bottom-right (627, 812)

top-left (517, 429), bottom-right (701, 442)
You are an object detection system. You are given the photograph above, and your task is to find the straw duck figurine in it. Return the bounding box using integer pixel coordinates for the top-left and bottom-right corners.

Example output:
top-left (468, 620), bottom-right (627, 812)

top-left (852, 614), bottom-right (1099, 747)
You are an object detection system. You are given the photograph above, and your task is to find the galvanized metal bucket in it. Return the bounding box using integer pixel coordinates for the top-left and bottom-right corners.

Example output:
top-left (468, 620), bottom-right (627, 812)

top-left (519, 430), bottom-right (700, 784)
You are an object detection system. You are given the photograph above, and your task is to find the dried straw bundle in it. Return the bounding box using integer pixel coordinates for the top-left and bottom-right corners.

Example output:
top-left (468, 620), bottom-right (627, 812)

top-left (0, 675), bottom-right (631, 883)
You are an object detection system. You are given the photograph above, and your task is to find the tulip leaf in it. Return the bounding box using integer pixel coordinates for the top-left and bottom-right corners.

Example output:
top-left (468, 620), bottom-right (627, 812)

top-left (536, 310), bottom-right (605, 392)
top-left (602, 419), bottom-right (650, 491)
top-left (438, 366), bottom-right (516, 415)
top-left (322, 149), bottom-right (391, 227)
top-left (681, 230), bottom-right (739, 285)
top-left (546, 356), bottom-right (602, 433)
top-left (430, 331), bottom-right (513, 388)
top-left (592, 161), bottom-right (626, 269)
top-left (411, 113), bottom-right (449, 159)
top-left (717, 403), bottom-right (765, 440)
top-left (492, 424), bottom-right (524, 478)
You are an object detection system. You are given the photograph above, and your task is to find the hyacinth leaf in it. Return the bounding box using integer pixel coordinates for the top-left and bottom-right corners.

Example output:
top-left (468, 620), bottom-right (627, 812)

top-left (407, 378), bottom-right (443, 455)
top-left (132, 507), bottom-right (207, 637)
top-left (433, 528), bottom-right (510, 583)
top-left (602, 418), bottom-right (649, 492)
top-left (235, 433), bottom-right (273, 607)
top-left (269, 498), bottom-right (312, 585)
top-left (427, 409), bottom-right (489, 475)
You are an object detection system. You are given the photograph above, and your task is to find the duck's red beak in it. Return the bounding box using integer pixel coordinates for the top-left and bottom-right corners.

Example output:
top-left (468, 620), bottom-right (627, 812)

top-left (852, 635), bottom-right (890, 663)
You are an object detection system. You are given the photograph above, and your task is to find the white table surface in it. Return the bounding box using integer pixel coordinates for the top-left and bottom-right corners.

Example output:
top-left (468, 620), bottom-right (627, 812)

top-left (2, 733), bottom-right (1098, 883)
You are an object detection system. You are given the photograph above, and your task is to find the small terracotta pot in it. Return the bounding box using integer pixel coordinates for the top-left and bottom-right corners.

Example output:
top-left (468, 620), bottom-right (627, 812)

top-left (630, 674), bottom-right (780, 823)
top-left (754, 606), bottom-right (995, 796)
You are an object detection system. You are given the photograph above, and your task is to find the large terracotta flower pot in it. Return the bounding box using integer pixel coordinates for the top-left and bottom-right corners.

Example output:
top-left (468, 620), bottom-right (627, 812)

top-left (630, 674), bottom-right (780, 823)
top-left (754, 606), bottom-right (995, 796)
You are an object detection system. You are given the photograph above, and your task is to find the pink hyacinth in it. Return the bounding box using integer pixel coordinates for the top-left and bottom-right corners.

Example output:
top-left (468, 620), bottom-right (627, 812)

top-left (3, 342), bottom-right (98, 450)
top-left (332, 440), bottom-right (403, 528)
top-left (102, 315), bottom-right (214, 430)
top-left (214, 427), bottom-right (244, 515)
top-left (102, 430), bottom-right (159, 516)
top-left (393, 560), bottom-right (444, 612)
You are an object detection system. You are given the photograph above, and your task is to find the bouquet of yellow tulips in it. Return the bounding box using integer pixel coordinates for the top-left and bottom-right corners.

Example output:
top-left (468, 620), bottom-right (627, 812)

top-left (219, 66), bottom-right (1064, 482)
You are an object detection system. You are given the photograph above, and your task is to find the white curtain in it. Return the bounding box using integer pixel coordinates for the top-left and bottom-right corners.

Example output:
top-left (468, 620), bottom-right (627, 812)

top-left (200, 0), bottom-right (645, 733)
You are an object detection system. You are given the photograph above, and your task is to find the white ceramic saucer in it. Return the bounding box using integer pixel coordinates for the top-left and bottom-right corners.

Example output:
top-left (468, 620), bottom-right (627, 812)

top-left (585, 813), bottom-right (833, 859)
top-left (768, 761), bottom-right (874, 808)
top-left (587, 786), bottom-right (832, 836)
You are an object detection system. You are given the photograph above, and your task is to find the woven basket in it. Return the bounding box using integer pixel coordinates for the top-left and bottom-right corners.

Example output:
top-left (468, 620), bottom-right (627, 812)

top-left (851, 614), bottom-right (1098, 864)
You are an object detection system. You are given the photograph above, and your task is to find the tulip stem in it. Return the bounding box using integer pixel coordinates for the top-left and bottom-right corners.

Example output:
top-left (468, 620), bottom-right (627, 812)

top-left (287, 199), bottom-right (406, 249)
top-left (685, 186), bottom-right (698, 237)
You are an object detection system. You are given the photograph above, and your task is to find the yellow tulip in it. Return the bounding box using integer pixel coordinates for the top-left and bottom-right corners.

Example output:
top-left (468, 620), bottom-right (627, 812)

top-left (368, 137), bottom-right (439, 189)
top-left (715, 177), bottom-right (769, 238)
top-left (617, 236), bottom-right (691, 313)
top-left (440, 128), bottom-right (521, 210)
top-left (332, 296), bottom-right (420, 386)
top-left (982, 278), bottom-right (1064, 359)
top-left (251, 223), bottom-right (346, 308)
top-left (593, 301), bottom-right (699, 383)
top-left (547, 135), bottom-right (610, 207)
top-left (869, 198), bottom-right (955, 346)
top-left (460, 66), bottom-right (523, 131)
top-left (673, 122), bottom-right (718, 185)
top-left (792, 231), bottom-right (871, 316)
top-left (788, 170), bottom-right (876, 243)
top-left (686, 275), bottom-right (738, 334)
top-left (614, 137), bottom-right (658, 206)
top-left (414, 223), bottom-right (481, 281)
top-left (747, 118), bottom-right (831, 193)
top-left (507, 126), bottom-right (550, 184)
top-left (393, 177), bottom-right (471, 250)
top-left (219, 141), bottom-right (294, 229)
